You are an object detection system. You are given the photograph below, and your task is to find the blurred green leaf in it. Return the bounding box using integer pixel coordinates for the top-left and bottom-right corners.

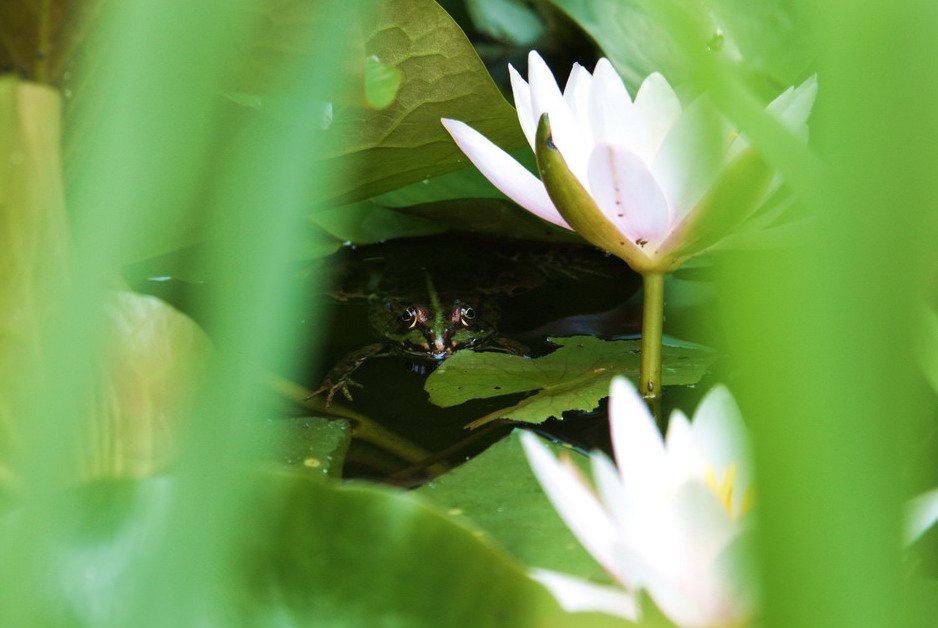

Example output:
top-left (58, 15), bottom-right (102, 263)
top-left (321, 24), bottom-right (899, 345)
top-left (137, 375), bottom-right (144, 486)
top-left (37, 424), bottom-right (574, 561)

top-left (466, 0), bottom-right (546, 45)
top-left (83, 292), bottom-right (212, 480)
top-left (426, 335), bottom-right (716, 425)
top-left (544, 0), bottom-right (810, 93)
top-left (240, 473), bottom-right (568, 626)
top-left (707, 0), bottom-right (814, 86)
top-left (541, 0), bottom-right (696, 90)
top-left (8, 473), bottom-right (582, 626)
top-left (418, 429), bottom-right (605, 579)
top-left (323, 0), bottom-right (526, 203)
top-left (0, 77), bottom-right (68, 486)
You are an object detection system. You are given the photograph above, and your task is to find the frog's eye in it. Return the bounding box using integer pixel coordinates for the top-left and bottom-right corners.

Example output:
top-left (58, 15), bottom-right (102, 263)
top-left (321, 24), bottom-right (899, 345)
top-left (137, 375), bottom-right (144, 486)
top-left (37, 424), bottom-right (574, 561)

top-left (460, 306), bottom-right (476, 325)
top-left (401, 308), bottom-right (418, 328)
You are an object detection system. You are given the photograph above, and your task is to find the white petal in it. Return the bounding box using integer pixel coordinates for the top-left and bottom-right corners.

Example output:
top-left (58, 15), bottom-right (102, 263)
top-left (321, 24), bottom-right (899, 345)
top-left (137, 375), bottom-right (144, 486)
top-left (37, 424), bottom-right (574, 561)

top-left (508, 64), bottom-right (536, 150)
top-left (608, 378), bottom-right (668, 487)
top-left (905, 487), bottom-right (938, 545)
top-left (692, 387), bottom-right (750, 471)
top-left (665, 409), bottom-right (707, 486)
top-left (563, 62), bottom-right (593, 121)
top-left (634, 72), bottom-right (683, 158)
top-left (530, 568), bottom-right (640, 620)
top-left (587, 144), bottom-right (674, 248)
top-left (520, 431), bottom-right (621, 571)
top-left (651, 95), bottom-right (732, 220)
top-left (658, 482), bottom-right (742, 626)
top-left (527, 50), bottom-right (591, 182)
top-left (588, 59), bottom-right (645, 158)
top-left (441, 118), bottom-right (570, 229)
top-left (592, 452), bottom-right (629, 522)
top-left (766, 74), bottom-right (818, 139)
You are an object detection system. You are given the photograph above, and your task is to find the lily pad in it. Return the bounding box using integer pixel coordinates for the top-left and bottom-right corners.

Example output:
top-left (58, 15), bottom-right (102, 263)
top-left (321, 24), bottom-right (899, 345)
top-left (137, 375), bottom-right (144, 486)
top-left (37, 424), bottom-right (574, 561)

top-left (545, 0), bottom-right (811, 93)
top-left (311, 149), bottom-right (580, 246)
top-left (324, 0), bottom-right (526, 204)
top-left (425, 335), bottom-right (716, 425)
top-left (11, 473), bottom-right (621, 627)
top-left (418, 429), bottom-right (605, 580)
top-left (542, 0), bottom-right (693, 91)
top-left (257, 417), bottom-right (351, 478)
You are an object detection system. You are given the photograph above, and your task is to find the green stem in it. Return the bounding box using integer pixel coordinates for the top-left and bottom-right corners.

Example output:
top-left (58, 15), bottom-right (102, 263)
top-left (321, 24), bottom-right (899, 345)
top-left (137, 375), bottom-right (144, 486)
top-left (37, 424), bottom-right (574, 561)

top-left (640, 272), bottom-right (665, 421)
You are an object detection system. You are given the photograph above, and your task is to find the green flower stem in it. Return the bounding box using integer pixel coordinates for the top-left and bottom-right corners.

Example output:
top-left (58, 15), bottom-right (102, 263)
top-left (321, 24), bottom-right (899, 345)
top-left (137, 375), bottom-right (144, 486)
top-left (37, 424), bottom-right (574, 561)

top-left (640, 272), bottom-right (665, 420)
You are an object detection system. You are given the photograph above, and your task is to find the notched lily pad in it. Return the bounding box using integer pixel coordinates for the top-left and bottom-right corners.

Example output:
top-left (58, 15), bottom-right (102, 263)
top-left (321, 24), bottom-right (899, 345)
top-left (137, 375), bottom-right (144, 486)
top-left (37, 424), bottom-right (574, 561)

top-left (425, 335), bottom-right (716, 426)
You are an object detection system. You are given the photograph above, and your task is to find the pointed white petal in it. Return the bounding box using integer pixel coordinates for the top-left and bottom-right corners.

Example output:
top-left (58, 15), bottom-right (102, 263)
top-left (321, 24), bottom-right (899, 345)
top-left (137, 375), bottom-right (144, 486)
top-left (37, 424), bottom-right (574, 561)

top-left (441, 118), bottom-right (570, 229)
top-left (664, 409), bottom-right (707, 485)
top-left (508, 64), bottom-right (536, 150)
top-left (562, 62), bottom-right (593, 121)
top-left (527, 50), bottom-right (591, 182)
top-left (588, 143), bottom-right (674, 248)
top-left (692, 387), bottom-right (750, 471)
top-left (634, 72), bottom-right (683, 158)
top-left (905, 487), bottom-right (938, 545)
top-left (608, 378), bottom-right (668, 486)
top-left (651, 95), bottom-right (732, 219)
top-left (520, 431), bottom-right (621, 570)
top-left (767, 75), bottom-right (818, 139)
top-left (588, 59), bottom-right (645, 158)
top-left (592, 452), bottom-right (628, 518)
top-left (530, 568), bottom-right (641, 620)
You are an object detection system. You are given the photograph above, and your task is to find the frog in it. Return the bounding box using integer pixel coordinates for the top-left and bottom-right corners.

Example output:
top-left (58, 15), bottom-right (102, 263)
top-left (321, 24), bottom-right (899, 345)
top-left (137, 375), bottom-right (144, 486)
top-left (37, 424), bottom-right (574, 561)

top-left (308, 234), bottom-right (641, 406)
top-left (312, 269), bottom-right (526, 405)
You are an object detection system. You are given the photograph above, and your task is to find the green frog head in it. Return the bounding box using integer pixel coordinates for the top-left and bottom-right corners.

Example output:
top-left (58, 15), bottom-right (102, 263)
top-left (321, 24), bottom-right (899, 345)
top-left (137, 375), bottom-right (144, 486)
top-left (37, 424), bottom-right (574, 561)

top-left (368, 272), bottom-right (500, 361)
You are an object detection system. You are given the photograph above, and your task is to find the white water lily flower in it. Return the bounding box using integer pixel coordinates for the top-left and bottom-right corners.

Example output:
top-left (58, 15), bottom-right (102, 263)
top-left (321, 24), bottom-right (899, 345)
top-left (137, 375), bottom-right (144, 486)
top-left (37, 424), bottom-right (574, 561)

top-left (521, 378), bottom-right (755, 627)
top-left (443, 51), bottom-right (816, 273)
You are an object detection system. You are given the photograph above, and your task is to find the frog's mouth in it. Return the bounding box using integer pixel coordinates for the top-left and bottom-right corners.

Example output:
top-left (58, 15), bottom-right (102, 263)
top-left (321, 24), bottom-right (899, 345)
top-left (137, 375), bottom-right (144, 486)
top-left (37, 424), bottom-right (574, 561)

top-left (402, 333), bottom-right (480, 361)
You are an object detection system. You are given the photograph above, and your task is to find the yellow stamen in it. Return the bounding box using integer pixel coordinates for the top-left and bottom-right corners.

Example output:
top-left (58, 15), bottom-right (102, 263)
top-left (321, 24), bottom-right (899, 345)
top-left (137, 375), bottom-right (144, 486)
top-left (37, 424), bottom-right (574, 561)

top-left (704, 463), bottom-right (753, 520)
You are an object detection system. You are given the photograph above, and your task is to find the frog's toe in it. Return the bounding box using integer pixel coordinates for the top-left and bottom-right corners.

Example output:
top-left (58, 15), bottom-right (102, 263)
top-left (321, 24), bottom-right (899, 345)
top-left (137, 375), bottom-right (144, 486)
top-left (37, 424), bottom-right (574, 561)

top-left (338, 379), bottom-right (363, 401)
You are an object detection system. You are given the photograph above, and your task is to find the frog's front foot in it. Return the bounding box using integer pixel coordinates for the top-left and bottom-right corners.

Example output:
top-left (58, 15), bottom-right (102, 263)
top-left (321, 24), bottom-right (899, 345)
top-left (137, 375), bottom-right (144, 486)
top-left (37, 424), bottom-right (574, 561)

top-left (308, 342), bottom-right (392, 407)
top-left (309, 375), bottom-right (364, 406)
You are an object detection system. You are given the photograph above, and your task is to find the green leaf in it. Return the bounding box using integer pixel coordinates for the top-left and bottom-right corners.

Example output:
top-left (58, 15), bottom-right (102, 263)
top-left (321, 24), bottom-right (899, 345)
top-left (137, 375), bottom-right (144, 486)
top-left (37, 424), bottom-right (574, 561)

top-left (257, 417), bottom-right (351, 478)
top-left (465, 0), bottom-right (546, 46)
top-left (0, 77), bottom-right (67, 483)
top-left (323, 0), bottom-right (526, 203)
top-left (311, 200), bottom-right (447, 245)
top-left (15, 474), bottom-right (585, 626)
top-left (240, 474), bottom-right (569, 626)
top-left (418, 430), bottom-right (605, 579)
top-left (314, 151), bottom-right (581, 245)
top-left (541, 0), bottom-right (696, 91)
top-left (544, 0), bottom-right (812, 94)
top-left (425, 335), bottom-right (716, 425)
top-left (707, 0), bottom-right (815, 86)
